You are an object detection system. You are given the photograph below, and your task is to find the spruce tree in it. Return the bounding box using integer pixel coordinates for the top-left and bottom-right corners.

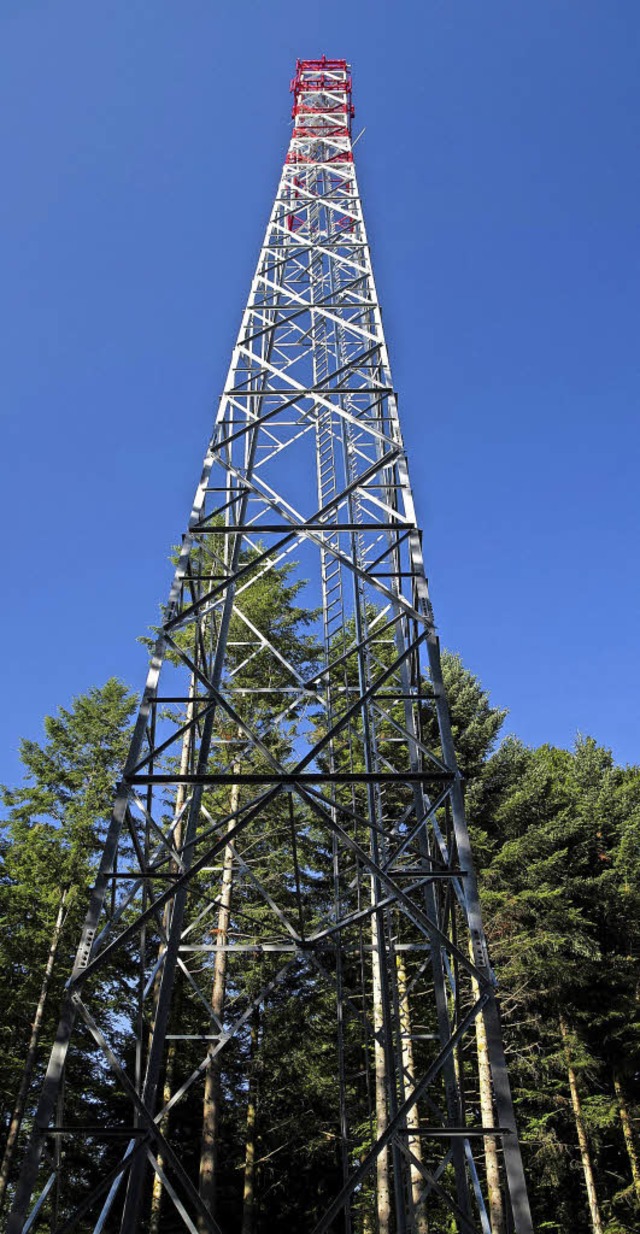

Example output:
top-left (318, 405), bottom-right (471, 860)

top-left (0, 679), bottom-right (136, 1209)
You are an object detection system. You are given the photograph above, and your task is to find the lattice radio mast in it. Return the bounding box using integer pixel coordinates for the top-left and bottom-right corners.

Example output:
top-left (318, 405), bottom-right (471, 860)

top-left (9, 60), bottom-right (533, 1234)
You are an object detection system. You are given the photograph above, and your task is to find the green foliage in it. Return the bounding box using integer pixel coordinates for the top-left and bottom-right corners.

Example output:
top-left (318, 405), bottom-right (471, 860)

top-left (471, 730), bottom-right (640, 1231)
top-left (0, 679), bottom-right (137, 1156)
top-left (2, 602), bottom-right (640, 1233)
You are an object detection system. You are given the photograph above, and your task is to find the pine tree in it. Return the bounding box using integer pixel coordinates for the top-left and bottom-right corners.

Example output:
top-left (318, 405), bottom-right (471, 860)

top-left (474, 735), bottom-right (640, 1232)
top-left (141, 535), bottom-right (322, 1230)
top-left (0, 679), bottom-right (136, 1209)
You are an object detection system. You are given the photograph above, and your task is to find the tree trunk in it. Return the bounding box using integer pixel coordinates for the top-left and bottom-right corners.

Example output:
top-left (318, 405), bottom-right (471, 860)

top-left (148, 1019), bottom-right (179, 1234)
top-left (371, 902), bottom-right (391, 1234)
top-left (149, 686), bottom-right (194, 1231)
top-left (241, 1005), bottom-right (260, 1234)
top-left (613, 1070), bottom-right (640, 1205)
top-left (468, 943), bottom-right (505, 1234)
top-left (559, 1014), bottom-right (604, 1234)
top-left (395, 951), bottom-right (429, 1234)
top-left (0, 887), bottom-right (68, 1211)
top-left (362, 1203), bottom-right (375, 1234)
top-left (198, 774), bottom-right (240, 1229)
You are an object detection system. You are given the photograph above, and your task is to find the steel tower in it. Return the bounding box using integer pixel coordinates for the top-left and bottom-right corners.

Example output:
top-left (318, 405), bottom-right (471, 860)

top-left (9, 60), bottom-right (533, 1234)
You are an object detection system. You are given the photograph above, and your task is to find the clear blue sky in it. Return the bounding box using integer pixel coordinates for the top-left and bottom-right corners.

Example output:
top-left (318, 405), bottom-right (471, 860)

top-left (1, 0), bottom-right (638, 786)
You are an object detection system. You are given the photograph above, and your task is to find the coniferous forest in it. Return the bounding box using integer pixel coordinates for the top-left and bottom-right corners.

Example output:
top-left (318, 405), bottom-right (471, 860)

top-left (1, 603), bottom-right (639, 1231)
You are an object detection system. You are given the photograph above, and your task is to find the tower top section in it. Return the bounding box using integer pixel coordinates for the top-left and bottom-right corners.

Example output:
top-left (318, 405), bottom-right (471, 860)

top-left (288, 56), bottom-right (354, 164)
